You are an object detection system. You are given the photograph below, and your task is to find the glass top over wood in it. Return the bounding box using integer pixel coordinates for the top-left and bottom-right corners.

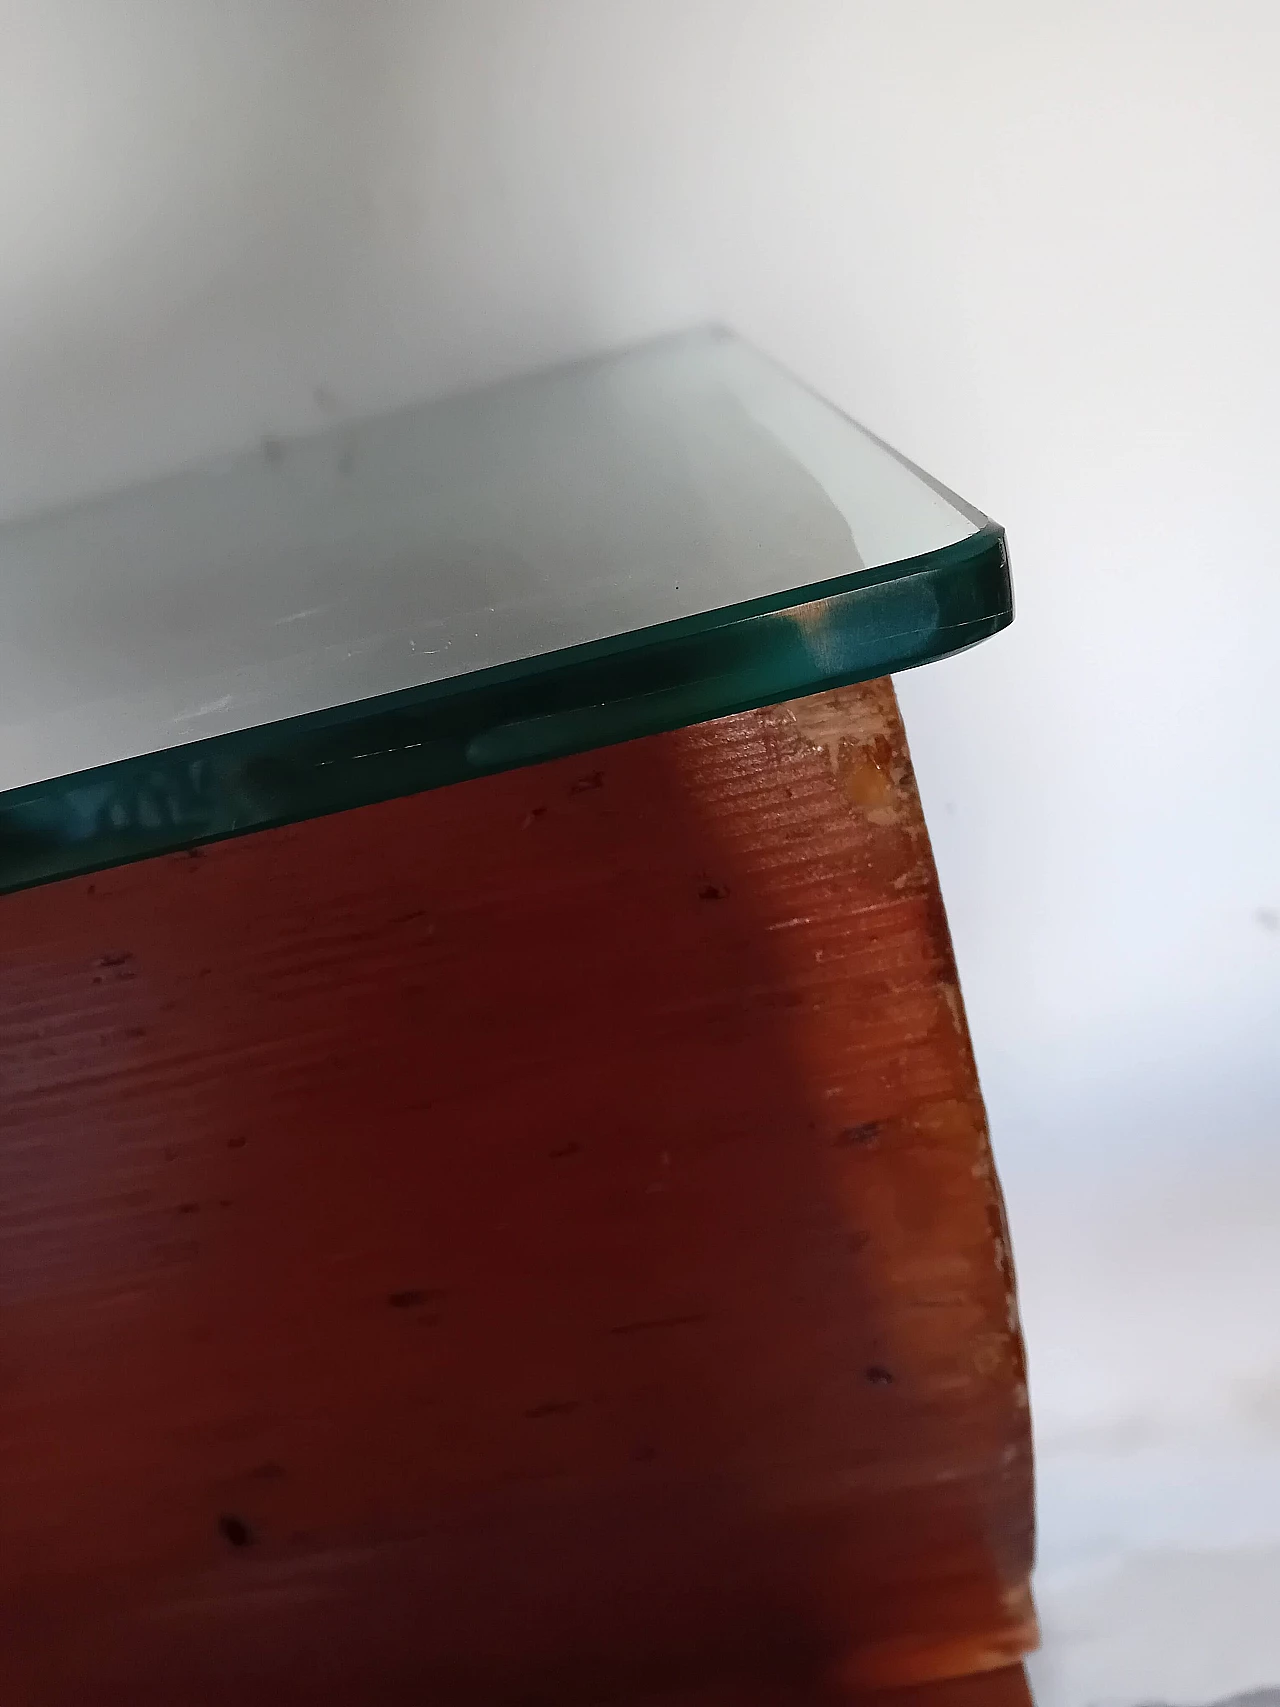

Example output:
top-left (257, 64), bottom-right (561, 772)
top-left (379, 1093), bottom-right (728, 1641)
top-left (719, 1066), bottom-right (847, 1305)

top-left (0, 328), bottom-right (1011, 893)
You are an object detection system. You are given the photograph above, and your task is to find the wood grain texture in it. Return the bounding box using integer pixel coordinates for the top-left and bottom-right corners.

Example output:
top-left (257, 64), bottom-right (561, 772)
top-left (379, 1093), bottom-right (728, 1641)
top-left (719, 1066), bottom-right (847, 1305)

top-left (859, 1664), bottom-right (1033, 1706)
top-left (0, 679), bottom-right (1034, 1705)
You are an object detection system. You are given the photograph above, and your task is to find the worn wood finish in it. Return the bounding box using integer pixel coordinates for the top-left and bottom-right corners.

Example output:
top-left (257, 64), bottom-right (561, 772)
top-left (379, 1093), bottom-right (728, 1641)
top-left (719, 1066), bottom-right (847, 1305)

top-left (0, 680), bottom-right (1034, 1704)
top-left (861, 1664), bottom-right (1033, 1705)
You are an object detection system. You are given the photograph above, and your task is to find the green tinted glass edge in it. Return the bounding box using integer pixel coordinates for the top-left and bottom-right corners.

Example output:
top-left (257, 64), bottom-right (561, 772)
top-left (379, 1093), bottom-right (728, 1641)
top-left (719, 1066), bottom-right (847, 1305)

top-left (0, 522), bottom-right (1011, 895)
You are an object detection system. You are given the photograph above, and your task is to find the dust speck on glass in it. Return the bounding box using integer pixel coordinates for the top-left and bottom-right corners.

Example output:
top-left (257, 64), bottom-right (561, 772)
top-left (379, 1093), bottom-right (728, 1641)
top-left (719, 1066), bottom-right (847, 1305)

top-left (0, 328), bottom-right (1012, 893)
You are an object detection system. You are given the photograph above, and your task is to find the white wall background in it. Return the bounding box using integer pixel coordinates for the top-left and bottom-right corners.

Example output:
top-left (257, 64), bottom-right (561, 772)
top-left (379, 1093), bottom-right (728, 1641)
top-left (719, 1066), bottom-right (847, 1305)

top-left (3, 4), bottom-right (1278, 1700)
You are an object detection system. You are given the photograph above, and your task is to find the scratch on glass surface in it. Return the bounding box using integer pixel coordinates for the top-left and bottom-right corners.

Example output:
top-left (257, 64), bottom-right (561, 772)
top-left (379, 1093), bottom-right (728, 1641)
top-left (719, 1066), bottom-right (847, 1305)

top-left (316, 742), bottom-right (425, 769)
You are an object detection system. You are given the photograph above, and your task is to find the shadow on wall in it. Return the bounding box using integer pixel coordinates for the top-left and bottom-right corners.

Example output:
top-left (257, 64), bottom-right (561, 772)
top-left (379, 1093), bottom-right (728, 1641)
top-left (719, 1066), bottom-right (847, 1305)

top-left (0, 0), bottom-right (717, 520)
top-left (1, 4), bottom-right (419, 515)
top-left (1145, 1693), bottom-right (1280, 1707)
top-left (1027, 1540), bottom-right (1280, 1707)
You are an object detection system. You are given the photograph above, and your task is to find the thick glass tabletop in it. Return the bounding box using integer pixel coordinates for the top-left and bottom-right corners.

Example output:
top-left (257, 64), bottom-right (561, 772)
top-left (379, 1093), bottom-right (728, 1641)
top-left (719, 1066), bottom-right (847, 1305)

top-left (0, 328), bottom-right (1011, 893)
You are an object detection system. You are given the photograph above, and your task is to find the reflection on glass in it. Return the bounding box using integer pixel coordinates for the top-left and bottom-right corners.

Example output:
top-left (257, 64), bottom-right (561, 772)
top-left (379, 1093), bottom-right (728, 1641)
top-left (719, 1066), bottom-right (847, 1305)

top-left (0, 328), bottom-right (1009, 893)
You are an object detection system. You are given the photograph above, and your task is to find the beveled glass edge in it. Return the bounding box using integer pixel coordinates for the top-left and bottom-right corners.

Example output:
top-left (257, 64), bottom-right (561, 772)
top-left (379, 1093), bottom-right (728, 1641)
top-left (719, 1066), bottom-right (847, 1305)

top-left (0, 522), bottom-right (1011, 895)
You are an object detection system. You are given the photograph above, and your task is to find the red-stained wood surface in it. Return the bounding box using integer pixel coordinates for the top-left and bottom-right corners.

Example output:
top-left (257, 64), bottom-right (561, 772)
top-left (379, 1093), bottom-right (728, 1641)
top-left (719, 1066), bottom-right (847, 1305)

top-left (0, 680), bottom-right (1034, 1705)
top-left (861, 1665), bottom-right (1033, 1706)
